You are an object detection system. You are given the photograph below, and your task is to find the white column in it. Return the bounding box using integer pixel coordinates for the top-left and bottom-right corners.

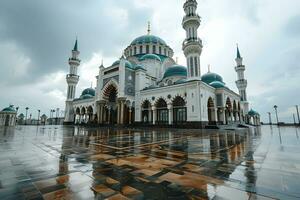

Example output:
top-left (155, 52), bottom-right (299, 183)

top-left (152, 106), bottom-right (156, 125)
top-left (168, 104), bottom-right (173, 125)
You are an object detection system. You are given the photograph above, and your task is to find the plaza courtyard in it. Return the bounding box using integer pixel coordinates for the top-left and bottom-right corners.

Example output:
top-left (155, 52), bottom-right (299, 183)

top-left (0, 125), bottom-right (299, 200)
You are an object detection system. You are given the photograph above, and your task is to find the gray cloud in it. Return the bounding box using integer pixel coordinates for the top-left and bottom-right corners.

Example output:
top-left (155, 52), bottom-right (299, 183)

top-left (0, 0), bottom-right (299, 122)
top-left (0, 0), bottom-right (152, 85)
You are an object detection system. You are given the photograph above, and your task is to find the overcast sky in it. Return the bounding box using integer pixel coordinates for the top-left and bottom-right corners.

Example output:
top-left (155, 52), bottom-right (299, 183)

top-left (0, 0), bottom-right (299, 123)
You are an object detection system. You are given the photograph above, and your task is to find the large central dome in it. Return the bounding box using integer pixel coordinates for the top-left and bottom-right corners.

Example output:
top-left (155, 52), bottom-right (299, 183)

top-left (130, 35), bottom-right (167, 46)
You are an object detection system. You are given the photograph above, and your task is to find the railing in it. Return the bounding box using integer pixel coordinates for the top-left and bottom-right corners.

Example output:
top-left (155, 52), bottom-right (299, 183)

top-left (182, 14), bottom-right (201, 23)
top-left (66, 74), bottom-right (79, 79)
top-left (182, 37), bottom-right (202, 46)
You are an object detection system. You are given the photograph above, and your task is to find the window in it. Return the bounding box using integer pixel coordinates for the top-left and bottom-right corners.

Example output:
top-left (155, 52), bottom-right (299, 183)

top-left (153, 45), bottom-right (156, 54)
top-left (146, 45), bottom-right (149, 54)
top-left (159, 46), bottom-right (162, 54)
top-left (140, 46), bottom-right (143, 54)
top-left (130, 48), bottom-right (132, 56)
top-left (164, 48), bottom-right (167, 55)
top-left (134, 47), bottom-right (137, 54)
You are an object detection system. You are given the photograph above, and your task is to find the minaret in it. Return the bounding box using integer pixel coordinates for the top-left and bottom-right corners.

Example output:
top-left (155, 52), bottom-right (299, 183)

top-left (235, 45), bottom-right (249, 112)
top-left (64, 39), bottom-right (80, 123)
top-left (182, 0), bottom-right (203, 79)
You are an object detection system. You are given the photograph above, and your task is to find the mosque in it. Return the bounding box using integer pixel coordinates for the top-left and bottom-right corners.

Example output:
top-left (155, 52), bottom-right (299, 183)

top-left (64, 0), bottom-right (260, 127)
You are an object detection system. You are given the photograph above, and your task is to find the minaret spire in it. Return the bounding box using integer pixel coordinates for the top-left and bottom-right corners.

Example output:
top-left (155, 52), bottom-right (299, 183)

top-left (182, 0), bottom-right (202, 79)
top-left (73, 37), bottom-right (78, 51)
top-left (235, 45), bottom-right (249, 112)
top-left (236, 43), bottom-right (241, 59)
top-left (64, 38), bottom-right (80, 123)
top-left (147, 21), bottom-right (151, 35)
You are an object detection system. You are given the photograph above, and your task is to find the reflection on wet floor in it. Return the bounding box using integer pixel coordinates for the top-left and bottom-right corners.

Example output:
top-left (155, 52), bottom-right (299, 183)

top-left (0, 125), bottom-right (299, 199)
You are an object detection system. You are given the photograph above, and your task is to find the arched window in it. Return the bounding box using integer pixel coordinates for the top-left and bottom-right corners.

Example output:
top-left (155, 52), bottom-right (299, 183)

top-left (146, 45), bottom-right (149, 54)
top-left (173, 96), bottom-right (186, 123)
top-left (156, 98), bottom-right (168, 124)
top-left (153, 45), bottom-right (156, 54)
top-left (141, 100), bottom-right (151, 123)
top-left (140, 46), bottom-right (143, 54)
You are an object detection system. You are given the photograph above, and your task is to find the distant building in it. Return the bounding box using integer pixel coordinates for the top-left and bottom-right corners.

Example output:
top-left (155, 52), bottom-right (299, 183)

top-left (17, 113), bottom-right (25, 125)
top-left (0, 105), bottom-right (17, 126)
top-left (64, 0), bottom-right (260, 127)
top-left (41, 114), bottom-right (47, 125)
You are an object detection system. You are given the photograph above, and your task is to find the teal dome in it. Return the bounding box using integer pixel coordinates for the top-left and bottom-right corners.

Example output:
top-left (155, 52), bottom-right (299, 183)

top-left (2, 105), bottom-right (16, 112)
top-left (112, 60), bottom-right (133, 69)
top-left (139, 54), bottom-right (162, 62)
top-left (163, 65), bottom-right (187, 79)
top-left (201, 72), bottom-right (223, 84)
top-left (209, 81), bottom-right (225, 89)
top-left (81, 88), bottom-right (95, 97)
top-left (131, 35), bottom-right (166, 45)
top-left (248, 109), bottom-right (259, 116)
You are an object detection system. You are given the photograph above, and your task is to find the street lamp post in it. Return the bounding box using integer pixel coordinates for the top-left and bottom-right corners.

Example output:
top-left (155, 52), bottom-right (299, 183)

top-left (267, 112), bottom-right (272, 125)
top-left (296, 105), bottom-right (300, 125)
top-left (37, 110), bottom-right (41, 125)
top-left (274, 105), bottom-right (279, 125)
top-left (25, 107), bottom-right (29, 125)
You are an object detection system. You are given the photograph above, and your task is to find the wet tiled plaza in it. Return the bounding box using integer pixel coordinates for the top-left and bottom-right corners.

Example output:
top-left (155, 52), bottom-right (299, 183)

top-left (0, 125), bottom-right (299, 200)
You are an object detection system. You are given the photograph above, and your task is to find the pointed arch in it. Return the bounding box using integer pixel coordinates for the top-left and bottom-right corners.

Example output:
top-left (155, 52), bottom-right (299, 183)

top-left (207, 97), bottom-right (216, 124)
top-left (172, 96), bottom-right (187, 123)
top-left (225, 97), bottom-right (232, 124)
top-left (155, 98), bottom-right (168, 124)
top-left (141, 99), bottom-right (152, 123)
top-left (102, 79), bottom-right (119, 100)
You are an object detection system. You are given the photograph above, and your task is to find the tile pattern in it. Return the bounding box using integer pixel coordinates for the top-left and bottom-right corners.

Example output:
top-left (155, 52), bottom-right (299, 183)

top-left (0, 126), bottom-right (299, 199)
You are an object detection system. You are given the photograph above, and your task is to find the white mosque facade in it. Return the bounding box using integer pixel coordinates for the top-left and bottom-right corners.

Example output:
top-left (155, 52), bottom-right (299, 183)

top-left (64, 0), bottom-right (260, 127)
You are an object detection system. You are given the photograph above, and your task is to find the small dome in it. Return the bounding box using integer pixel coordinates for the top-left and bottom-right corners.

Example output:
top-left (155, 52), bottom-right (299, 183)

top-left (112, 60), bottom-right (133, 69)
top-left (201, 72), bottom-right (223, 84)
top-left (248, 109), bottom-right (259, 116)
top-left (163, 65), bottom-right (187, 79)
top-left (1, 105), bottom-right (16, 112)
top-left (131, 35), bottom-right (166, 46)
top-left (209, 81), bottom-right (226, 89)
top-left (81, 88), bottom-right (95, 97)
top-left (139, 54), bottom-right (162, 62)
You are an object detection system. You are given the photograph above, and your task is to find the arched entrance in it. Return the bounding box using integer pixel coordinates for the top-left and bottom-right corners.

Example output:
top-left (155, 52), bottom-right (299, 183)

top-left (75, 107), bottom-right (80, 124)
top-left (81, 107), bottom-right (86, 124)
top-left (155, 98), bottom-right (168, 125)
top-left (172, 96), bottom-right (186, 124)
top-left (237, 102), bottom-right (241, 122)
top-left (87, 106), bottom-right (93, 123)
top-left (233, 100), bottom-right (237, 122)
top-left (5, 115), bottom-right (10, 126)
top-left (207, 97), bottom-right (216, 124)
top-left (103, 84), bottom-right (118, 125)
top-left (141, 100), bottom-right (152, 123)
top-left (225, 97), bottom-right (232, 124)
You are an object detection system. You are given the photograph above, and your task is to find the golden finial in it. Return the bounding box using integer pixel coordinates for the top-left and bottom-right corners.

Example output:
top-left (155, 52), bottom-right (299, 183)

top-left (147, 21), bottom-right (151, 35)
